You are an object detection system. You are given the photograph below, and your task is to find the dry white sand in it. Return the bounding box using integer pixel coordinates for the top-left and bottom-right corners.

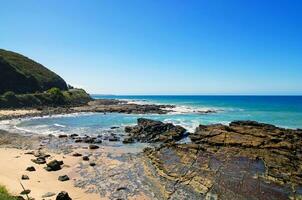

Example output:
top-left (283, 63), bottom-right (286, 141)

top-left (0, 148), bottom-right (101, 200)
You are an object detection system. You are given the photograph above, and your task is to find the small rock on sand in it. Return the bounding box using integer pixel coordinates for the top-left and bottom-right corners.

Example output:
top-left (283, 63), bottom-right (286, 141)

top-left (83, 156), bottom-right (89, 161)
top-left (45, 160), bottom-right (64, 171)
top-left (21, 175), bottom-right (29, 180)
top-left (70, 134), bottom-right (79, 138)
top-left (42, 192), bottom-right (56, 198)
top-left (24, 151), bottom-right (35, 155)
top-left (56, 191), bottom-right (72, 200)
top-left (72, 152), bottom-right (82, 157)
top-left (58, 175), bottom-right (70, 182)
top-left (31, 157), bottom-right (46, 164)
top-left (20, 189), bottom-right (31, 195)
top-left (89, 144), bottom-right (99, 149)
top-left (26, 166), bottom-right (36, 171)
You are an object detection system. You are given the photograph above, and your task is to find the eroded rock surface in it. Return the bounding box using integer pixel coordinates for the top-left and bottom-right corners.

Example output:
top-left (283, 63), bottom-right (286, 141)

top-left (124, 118), bottom-right (187, 143)
top-left (143, 120), bottom-right (302, 199)
top-left (74, 99), bottom-right (176, 114)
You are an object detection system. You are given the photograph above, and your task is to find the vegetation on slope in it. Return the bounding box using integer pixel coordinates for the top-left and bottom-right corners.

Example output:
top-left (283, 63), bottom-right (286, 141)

top-left (0, 88), bottom-right (91, 108)
top-left (0, 49), bottom-right (68, 94)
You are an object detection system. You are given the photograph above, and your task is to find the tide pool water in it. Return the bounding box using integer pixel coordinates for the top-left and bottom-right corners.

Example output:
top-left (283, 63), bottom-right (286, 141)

top-left (2, 95), bottom-right (301, 136)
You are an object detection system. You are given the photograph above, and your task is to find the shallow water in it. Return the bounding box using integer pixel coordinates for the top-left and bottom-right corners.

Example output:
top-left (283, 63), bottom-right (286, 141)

top-left (1, 95), bottom-right (301, 136)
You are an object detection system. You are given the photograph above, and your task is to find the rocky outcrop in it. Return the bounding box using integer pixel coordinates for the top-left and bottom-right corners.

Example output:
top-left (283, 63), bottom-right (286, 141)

top-left (124, 118), bottom-right (186, 143)
top-left (75, 100), bottom-right (175, 114)
top-left (143, 120), bottom-right (302, 199)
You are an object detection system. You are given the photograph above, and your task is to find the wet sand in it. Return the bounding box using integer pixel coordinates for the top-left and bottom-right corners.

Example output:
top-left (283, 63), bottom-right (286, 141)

top-left (0, 109), bottom-right (40, 118)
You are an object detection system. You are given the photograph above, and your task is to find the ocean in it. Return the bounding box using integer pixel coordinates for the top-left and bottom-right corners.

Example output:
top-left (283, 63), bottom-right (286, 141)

top-left (2, 95), bottom-right (302, 136)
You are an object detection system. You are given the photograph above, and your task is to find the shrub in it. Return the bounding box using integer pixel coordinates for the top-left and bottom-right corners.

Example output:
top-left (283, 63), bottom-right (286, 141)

top-left (47, 87), bottom-right (65, 105)
top-left (0, 185), bottom-right (18, 200)
top-left (18, 94), bottom-right (41, 107)
top-left (3, 91), bottom-right (16, 99)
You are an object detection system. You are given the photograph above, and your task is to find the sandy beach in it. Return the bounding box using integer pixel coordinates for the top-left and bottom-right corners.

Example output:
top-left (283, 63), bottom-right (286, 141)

top-left (0, 148), bottom-right (100, 200)
top-left (0, 125), bottom-right (152, 200)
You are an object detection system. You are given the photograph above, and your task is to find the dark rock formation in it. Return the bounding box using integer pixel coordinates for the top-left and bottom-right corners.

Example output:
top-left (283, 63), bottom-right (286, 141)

top-left (31, 157), bottom-right (46, 164)
top-left (56, 191), bottom-right (72, 200)
top-left (89, 144), bottom-right (99, 149)
top-left (108, 135), bottom-right (120, 142)
top-left (74, 99), bottom-right (176, 114)
top-left (143, 120), bottom-right (302, 199)
top-left (110, 126), bottom-right (120, 129)
top-left (82, 156), bottom-right (89, 161)
top-left (72, 152), bottom-right (82, 157)
top-left (21, 175), bottom-right (29, 180)
top-left (69, 134), bottom-right (78, 138)
top-left (45, 160), bottom-right (64, 171)
top-left (124, 118), bottom-right (186, 143)
top-left (26, 166), bottom-right (36, 172)
top-left (58, 175), bottom-right (70, 182)
top-left (122, 137), bottom-right (134, 144)
top-left (20, 189), bottom-right (31, 195)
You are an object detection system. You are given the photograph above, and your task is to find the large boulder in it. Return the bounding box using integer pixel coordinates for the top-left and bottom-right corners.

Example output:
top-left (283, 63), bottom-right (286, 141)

top-left (124, 118), bottom-right (186, 143)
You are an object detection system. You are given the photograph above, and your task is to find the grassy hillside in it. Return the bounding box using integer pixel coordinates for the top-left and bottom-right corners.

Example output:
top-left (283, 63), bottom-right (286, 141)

top-left (0, 49), bottom-right (68, 94)
top-left (0, 88), bottom-right (92, 108)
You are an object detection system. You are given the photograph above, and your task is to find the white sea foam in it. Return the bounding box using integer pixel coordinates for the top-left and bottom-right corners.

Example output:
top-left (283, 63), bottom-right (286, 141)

top-left (122, 98), bottom-right (225, 114)
top-left (163, 105), bottom-right (222, 115)
top-left (54, 123), bottom-right (66, 128)
top-left (162, 118), bottom-right (201, 132)
top-left (124, 99), bottom-right (151, 105)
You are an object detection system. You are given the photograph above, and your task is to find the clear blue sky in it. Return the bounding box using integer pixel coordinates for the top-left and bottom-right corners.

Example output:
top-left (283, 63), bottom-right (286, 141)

top-left (1, 0), bottom-right (301, 95)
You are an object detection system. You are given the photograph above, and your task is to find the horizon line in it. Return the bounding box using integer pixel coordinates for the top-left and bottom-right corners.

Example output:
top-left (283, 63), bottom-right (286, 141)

top-left (90, 93), bottom-right (302, 96)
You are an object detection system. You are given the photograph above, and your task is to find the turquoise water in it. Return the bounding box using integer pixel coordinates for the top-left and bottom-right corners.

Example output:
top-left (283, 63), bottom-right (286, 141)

top-left (94, 95), bottom-right (302, 129)
top-left (7, 95), bottom-right (302, 136)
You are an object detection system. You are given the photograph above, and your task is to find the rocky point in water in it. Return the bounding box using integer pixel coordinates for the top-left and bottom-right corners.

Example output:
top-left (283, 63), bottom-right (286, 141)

top-left (141, 120), bottom-right (302, 199)
top-left (124, 118), bottom-right (187, 143)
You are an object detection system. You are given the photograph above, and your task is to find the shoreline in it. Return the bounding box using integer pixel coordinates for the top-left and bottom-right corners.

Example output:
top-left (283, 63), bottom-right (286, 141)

top-left (0, 98), bottom-right (219, 121)
top-left (0, 117), bottom-right (302, 199)
top-left (0, 128), bottom-right (152, 200)
top-left (1, 99), bottom-right (301, 199)
top-left (0, 148), bottom-right (101, 200)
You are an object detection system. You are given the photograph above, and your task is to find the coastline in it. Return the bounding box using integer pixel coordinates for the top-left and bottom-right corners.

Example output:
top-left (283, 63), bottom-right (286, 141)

top-left (0, 129), bottom-right (152, 200)
top-left (0, 148), bottom-right (101, 200)
top-left (1, 98), bottom-right (302, 199)
top-left (0, 98), bottom-right (219, 121)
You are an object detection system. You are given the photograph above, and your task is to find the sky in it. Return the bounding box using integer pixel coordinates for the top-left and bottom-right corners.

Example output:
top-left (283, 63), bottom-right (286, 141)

top-left (1, 0), bottom-right (302, 95)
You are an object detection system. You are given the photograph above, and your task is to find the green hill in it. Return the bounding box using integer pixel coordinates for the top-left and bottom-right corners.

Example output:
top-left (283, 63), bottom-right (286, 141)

top-left (0, 49), bottom-right (92, 108)
top-left (0, 49), bottom-right (68, 94)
